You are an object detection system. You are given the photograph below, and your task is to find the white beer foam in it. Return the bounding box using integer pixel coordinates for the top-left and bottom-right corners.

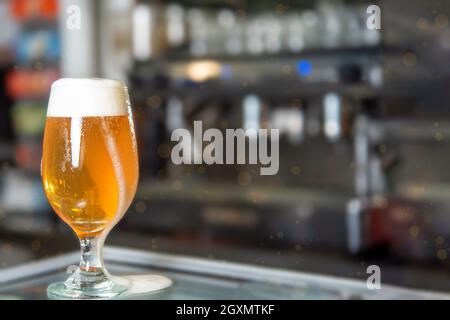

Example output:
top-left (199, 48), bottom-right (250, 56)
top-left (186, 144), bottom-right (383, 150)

top-left (47, 78), bottom-right (130, 117)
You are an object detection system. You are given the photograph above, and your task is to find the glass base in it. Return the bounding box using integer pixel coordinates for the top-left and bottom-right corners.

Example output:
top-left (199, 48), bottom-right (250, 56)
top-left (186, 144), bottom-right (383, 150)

top-left (47, 267), bottom-right (127, 300)
top-left (47, 279), bottom-right (127, 300)
top-left (48, 269), bottom-right (173, 300)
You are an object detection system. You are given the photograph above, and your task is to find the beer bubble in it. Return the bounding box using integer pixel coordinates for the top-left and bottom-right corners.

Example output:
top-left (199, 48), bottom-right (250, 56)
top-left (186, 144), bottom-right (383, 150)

top-left (238, 171), bottom-right (252, 186)
top-left (135, 201), bottom-right (147, 214)
top-left (417, 18), bottom-right (429, 30)
top-left (435, 14), bottom-right (449, 29)
top-left (409, 226), bottom-right (420, 238)
top-left (402, 52), bottom-right (417, 68)
top-left (31, 240), bottom-right (41, 251)
top-left (172, 180), bottom-right (183, 190)
top-left (147, 95), bottom-right (162, 109)
top-left (435, 236), bottom-right (445, 245)
top-left (437, 249), bottom-right (448, 260)
top-left (291, 166), bottom-right (301, 175)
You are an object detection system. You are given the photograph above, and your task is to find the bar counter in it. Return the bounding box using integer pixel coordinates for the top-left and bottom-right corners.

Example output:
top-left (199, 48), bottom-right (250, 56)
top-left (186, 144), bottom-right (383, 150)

top-left (0, 247), bottom-right (447, 300)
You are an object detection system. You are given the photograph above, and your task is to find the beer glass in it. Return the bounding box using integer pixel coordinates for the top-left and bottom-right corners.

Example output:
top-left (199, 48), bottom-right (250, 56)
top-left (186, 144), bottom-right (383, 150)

top-left (42, 78), bottom-right (141, 299)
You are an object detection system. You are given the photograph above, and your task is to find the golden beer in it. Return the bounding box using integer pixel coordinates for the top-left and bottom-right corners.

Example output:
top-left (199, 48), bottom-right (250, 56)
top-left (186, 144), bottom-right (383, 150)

top-left (42, 115), bottom-right (138, 238)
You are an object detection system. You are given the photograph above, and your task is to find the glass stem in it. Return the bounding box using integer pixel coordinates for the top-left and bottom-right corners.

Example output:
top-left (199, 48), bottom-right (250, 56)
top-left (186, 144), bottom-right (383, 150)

top-left (79, 237), bottom-right (105, 276)
top-left (63, 236), bottom-right (113, 291)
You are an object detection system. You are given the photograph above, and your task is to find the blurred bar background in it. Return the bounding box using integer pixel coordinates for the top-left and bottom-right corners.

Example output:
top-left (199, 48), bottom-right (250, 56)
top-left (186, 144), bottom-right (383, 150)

top-left (1, 0), bottom-right (450, 292)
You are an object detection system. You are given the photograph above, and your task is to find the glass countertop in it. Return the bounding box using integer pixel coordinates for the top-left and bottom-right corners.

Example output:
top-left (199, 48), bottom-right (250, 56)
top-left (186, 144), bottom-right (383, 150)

top-left (0, 247), bottom-right (448, 300)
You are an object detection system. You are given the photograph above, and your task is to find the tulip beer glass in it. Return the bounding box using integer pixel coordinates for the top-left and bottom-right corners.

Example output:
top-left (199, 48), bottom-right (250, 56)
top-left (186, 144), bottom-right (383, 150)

top-left (42, 78), bottom-right (140, 299)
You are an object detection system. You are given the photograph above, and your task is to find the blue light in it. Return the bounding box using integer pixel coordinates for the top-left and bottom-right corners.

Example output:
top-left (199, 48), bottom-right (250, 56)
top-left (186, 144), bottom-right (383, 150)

top-left (296, 60), bottom-right (313, 77)
top-left (220, 64), bottom-right (233, 80)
